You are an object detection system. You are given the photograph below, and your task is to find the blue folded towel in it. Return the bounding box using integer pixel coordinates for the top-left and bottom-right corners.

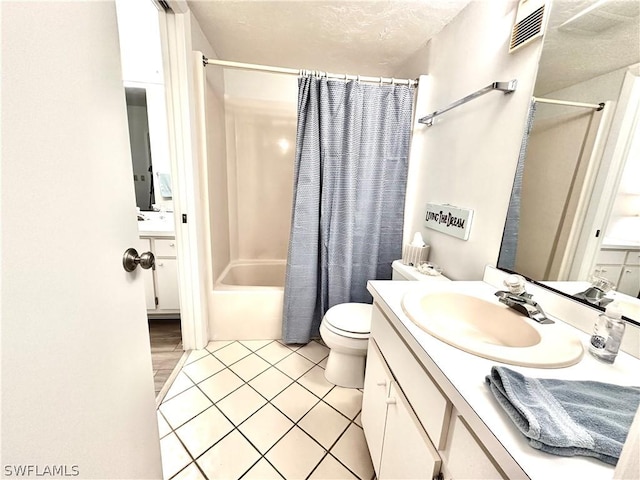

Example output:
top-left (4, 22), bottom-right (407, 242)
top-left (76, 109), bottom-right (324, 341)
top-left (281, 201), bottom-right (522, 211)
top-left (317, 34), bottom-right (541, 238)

top-left (486, 366), bottom-right (640, 465)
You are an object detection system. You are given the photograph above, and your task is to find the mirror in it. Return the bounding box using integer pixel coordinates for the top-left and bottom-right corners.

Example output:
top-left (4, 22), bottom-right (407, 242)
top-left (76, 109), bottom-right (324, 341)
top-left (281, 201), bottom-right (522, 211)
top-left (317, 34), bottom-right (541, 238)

top-left (123, 84), bottom-right (174, 214)
top-left (125, 87), bottom-right (155, 211)
top-left (498, 0), bottom-right (640, 321)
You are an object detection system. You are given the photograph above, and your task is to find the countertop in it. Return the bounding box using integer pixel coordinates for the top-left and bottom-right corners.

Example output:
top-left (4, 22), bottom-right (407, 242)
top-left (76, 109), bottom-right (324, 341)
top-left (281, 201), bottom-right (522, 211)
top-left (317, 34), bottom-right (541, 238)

top-left (601, 239), bottom-right (640, 250)
top-left (367, 279), bottom-right (639, 480)
top-left (137, 211), bottom-right (175, 238)
top-left (542, 280), bottom-right (640, 323)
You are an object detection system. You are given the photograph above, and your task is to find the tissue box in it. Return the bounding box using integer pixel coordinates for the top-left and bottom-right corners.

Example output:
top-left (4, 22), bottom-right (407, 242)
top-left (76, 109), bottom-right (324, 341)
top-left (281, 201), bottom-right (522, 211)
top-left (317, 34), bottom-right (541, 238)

top-left (402, 244), bottom-right (430, 266)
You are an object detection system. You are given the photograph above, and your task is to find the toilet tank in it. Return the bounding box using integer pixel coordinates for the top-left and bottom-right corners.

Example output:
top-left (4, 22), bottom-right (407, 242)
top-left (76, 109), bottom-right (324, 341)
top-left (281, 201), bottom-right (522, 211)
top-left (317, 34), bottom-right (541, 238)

top-left (391, 260), bottom-right (451, 282)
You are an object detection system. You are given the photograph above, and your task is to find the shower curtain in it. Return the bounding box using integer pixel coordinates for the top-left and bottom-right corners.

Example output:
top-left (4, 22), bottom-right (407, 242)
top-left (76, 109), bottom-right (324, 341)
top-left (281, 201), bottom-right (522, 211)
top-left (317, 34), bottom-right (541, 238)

top-left (282, 75), bottom-right (414, 344)
top-left (498, 100), bottom-right (538, 271)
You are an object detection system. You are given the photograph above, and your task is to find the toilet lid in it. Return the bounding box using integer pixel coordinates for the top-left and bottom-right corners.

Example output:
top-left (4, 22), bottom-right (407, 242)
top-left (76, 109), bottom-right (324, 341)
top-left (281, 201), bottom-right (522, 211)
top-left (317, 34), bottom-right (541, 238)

top-left (325, 303), bottom-right (372, 335)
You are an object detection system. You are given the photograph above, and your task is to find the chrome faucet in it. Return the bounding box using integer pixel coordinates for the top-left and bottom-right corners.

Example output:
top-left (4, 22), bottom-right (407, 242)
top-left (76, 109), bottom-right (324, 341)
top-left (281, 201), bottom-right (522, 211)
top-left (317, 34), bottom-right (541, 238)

top-left (574, 276), bottom-right (615, 308)
top-left (495, 275), bottom-right (554, 324)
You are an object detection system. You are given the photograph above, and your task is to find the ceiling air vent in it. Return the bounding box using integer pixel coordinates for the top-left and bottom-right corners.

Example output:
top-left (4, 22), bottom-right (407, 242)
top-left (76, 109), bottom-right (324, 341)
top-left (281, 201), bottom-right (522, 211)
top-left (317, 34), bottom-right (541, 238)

top-left (509, 0), bottom-right (548, 53)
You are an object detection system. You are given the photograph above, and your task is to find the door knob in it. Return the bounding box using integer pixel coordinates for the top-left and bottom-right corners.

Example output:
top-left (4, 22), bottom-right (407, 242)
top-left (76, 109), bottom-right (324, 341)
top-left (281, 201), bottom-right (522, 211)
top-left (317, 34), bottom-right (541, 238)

top-left (122, 248), bottom-right (155, 272)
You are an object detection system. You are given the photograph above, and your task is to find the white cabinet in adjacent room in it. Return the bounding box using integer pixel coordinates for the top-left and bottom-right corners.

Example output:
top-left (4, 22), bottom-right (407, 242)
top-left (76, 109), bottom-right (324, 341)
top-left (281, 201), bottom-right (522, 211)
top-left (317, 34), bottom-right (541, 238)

top-left (595, 248), bottom-right (640, 297)
top-left (141, 235), bottom-right (180, 316)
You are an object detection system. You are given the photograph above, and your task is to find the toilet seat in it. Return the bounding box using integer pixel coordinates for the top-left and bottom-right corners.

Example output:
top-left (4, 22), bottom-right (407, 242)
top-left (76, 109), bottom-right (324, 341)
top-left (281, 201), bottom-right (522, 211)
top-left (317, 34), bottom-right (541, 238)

top-left (323, 303), bottom-right (371, 339)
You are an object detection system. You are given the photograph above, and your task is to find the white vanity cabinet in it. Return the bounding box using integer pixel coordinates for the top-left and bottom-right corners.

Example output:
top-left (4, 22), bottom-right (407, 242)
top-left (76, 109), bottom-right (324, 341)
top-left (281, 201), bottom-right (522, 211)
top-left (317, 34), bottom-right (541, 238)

top-left (140, 235), bottom-right (180, 315)
top-left (617, 250), bottom-right (639, 297)
top-left (594, 248), bottom-right (640, 297)
top-left (363, 303), bottom-right (506, 480)
top-left (363, 340), bottom-right (441, 479)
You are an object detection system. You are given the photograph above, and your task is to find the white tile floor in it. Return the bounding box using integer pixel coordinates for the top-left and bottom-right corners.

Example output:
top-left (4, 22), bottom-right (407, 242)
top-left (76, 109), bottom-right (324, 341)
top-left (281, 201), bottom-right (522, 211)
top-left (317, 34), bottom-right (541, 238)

top-left (157, 339), bottom-right (375, 480)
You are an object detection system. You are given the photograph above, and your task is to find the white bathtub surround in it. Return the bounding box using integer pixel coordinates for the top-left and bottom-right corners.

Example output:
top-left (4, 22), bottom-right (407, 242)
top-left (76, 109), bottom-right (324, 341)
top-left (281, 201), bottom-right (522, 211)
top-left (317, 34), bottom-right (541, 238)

top-left (209, 260), bottom-right (286, 340)
top-left (364, 276), bottom-right (640, 479)
top-left (157, 339), bottom-right (374, 479)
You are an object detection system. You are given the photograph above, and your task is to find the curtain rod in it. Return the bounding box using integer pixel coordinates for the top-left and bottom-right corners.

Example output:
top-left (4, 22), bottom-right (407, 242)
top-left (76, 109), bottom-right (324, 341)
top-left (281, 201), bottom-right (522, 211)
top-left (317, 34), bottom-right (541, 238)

top-left (202, 56), bottom-right (418, 87)
top-left (533, 97), bottom-right (605, 111)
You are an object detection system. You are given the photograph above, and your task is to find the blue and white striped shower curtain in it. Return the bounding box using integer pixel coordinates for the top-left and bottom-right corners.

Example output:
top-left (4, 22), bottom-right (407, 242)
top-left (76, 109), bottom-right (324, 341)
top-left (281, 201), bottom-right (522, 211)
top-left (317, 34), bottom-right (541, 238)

top-left (282, 76), bottom-right (414, 344)
top-left (498, 100), bottom-right (538, 271)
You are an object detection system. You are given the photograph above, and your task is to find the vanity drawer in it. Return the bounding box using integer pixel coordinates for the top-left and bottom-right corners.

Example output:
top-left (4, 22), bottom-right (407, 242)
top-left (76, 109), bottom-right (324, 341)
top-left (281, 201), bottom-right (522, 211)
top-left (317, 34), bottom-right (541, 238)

top-left (371, 304), bottom-right (451, 449)
top-left (596, 249), bottom-right (626, 265)
top-left (626, 251), bottom-right (640, 266)
top-left (154, 238), bottom-right (177, 257)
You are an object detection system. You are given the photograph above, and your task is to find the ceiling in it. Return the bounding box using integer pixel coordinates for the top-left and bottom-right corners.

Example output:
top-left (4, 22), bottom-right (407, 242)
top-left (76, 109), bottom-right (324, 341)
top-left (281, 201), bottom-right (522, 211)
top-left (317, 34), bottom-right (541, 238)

top-left (535, 0), bottom-right (640, 95)
top-left (187, 0), bottom-right (472, 77)
top-left (186, 0), bottom-right (639, 92)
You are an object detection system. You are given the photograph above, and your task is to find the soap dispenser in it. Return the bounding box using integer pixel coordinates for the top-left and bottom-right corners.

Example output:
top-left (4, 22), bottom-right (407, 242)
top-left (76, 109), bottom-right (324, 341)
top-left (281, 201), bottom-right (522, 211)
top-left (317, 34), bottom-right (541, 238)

top-left (589, 303), bottom-right (626, 364)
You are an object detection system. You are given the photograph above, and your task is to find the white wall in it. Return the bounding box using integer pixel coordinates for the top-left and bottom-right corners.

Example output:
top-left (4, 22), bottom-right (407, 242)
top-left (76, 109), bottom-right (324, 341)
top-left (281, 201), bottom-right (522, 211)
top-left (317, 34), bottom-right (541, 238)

top-left (400, 0), bottom-right (544, 280)
top-left (115, 0), bottom-right (164, 85)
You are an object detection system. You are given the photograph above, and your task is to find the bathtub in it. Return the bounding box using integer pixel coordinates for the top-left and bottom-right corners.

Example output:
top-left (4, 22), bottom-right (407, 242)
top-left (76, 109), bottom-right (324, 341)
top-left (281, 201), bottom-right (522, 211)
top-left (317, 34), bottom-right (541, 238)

top-left (209, 260), bottom-right (286, 340)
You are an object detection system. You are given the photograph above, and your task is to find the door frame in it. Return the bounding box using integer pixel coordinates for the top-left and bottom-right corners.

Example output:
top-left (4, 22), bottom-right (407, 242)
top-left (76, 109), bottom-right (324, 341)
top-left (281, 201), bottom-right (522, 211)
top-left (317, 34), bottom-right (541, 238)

top-left (568, 65), bottom-right (640, 281)
top-left (156, 1), bottom-right (210, 350)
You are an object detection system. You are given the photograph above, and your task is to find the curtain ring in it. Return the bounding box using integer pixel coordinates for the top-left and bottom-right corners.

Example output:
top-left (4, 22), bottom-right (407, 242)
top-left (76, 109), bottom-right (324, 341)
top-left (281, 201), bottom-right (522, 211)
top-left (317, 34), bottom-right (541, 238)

top-left (379, 77), bottom-right (383, 85)
top-left (357, 75), bottom-right (361, 84)
top-left (391, 77), bottom-right (396, 85)
top-left (344, 73), bottom-right (348, 82)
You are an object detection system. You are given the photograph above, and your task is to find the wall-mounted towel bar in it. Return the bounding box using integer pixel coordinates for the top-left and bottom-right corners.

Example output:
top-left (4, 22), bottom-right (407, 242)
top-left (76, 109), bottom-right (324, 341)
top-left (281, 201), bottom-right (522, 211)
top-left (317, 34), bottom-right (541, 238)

top-left (418, 79), bottom-right (518, 126)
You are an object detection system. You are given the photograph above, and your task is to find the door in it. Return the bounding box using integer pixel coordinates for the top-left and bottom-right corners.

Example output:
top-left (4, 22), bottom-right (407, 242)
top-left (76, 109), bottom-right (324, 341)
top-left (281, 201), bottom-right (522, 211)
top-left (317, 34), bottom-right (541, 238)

top-left (362, 340), bottom-right (392, 475)
top-left (380, 382), bottom-right (442, 480)
top-left (2, 2), bottom-right (162, 479)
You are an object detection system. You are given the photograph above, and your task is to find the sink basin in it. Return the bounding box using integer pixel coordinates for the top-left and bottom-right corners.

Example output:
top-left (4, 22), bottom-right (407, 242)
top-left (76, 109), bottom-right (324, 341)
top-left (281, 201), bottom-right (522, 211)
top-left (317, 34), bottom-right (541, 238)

top-left (401, 290), bottom-right (584, 368)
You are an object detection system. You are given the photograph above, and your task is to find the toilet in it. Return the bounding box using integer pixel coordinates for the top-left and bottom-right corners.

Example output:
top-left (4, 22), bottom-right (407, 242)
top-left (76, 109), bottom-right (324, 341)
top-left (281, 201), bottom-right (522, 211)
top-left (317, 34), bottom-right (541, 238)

top-left (320, 261), bottom-right (451, 388)
top-left (319, 302), bottom-right (372, 388)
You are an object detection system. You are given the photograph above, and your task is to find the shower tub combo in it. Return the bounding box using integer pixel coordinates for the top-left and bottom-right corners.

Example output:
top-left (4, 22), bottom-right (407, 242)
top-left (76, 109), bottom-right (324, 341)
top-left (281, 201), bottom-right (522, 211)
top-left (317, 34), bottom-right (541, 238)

top-left (209, 260), bottom-right (286, 340)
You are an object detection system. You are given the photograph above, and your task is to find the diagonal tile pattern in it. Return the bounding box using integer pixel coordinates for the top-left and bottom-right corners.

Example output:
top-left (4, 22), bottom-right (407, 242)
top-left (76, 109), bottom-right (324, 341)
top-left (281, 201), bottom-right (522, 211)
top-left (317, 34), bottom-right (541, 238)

top-left (157, 339), bottom-right (375, 480)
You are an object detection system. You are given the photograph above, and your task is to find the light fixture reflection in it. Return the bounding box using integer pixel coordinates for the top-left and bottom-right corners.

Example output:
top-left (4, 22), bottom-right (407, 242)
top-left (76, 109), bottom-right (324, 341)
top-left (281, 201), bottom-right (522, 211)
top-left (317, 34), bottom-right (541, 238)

top-left (278, 138), bottom-right (290, 153)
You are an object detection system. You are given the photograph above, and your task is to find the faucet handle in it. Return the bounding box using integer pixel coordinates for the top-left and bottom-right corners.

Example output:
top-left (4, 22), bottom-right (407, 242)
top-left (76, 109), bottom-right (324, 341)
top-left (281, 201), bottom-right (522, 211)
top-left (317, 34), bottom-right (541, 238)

top-left (503, 274), bottom-right (526, 295)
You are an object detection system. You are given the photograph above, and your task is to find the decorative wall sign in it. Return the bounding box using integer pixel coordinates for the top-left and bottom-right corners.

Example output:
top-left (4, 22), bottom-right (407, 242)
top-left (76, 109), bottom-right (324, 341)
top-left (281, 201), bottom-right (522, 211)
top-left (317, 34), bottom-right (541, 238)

top-left (424, 203), bottom-right (474, 240)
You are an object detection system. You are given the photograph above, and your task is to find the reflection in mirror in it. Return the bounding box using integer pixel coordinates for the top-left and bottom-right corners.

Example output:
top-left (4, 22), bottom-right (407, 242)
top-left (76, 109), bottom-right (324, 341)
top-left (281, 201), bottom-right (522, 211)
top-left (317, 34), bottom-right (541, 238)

top-left (125, 87), bottom-right (155, 211)
top-left (498, 0), bottom-right (640, 322)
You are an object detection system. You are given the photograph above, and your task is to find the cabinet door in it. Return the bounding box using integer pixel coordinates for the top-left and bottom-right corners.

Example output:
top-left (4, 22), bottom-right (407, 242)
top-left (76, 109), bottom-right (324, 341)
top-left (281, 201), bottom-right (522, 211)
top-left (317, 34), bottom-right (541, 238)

top-left (154, 238), bottom-right (177, 257)
top-left (379, 382), bottom-right (441, 480)
top-left (593, 264), bottom-right (623, 286)
top-left (155, 258), bottom-right (180, 310)
top-left (440, 414), bottom-right (505, 480)
top-left (361, 340), bottom-right (391, 476)
top-left (626, 251), bottom-right (640, 266)
top-left (618, 266), bottom-right (639, 297)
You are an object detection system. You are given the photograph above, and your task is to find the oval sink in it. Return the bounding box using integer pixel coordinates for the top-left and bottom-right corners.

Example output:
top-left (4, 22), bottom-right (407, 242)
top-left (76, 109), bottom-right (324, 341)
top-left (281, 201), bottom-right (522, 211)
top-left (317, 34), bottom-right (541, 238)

top-left (401, 290), bottom-right (584, 368)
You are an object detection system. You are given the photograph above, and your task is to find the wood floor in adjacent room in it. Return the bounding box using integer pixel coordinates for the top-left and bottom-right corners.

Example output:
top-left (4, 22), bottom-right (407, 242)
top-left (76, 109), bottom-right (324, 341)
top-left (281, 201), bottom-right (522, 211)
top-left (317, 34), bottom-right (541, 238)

top-left (149, 318), bottom-right (183, 397)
